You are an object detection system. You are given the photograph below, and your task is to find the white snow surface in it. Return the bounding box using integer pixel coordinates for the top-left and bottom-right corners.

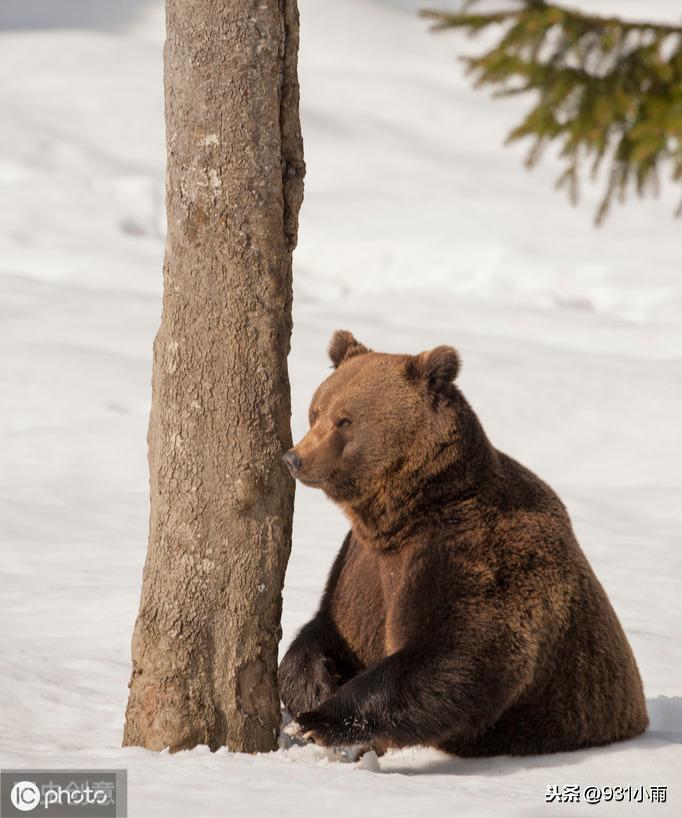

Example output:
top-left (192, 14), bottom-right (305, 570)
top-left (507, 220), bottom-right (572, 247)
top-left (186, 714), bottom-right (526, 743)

top-left (1, 1), bottom-right (681, 816)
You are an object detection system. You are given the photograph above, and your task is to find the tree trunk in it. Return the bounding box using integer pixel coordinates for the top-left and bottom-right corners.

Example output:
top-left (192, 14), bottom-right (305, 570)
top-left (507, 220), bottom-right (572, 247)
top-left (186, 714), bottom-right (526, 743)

top-left (123, 0), bottom-right (304, 753)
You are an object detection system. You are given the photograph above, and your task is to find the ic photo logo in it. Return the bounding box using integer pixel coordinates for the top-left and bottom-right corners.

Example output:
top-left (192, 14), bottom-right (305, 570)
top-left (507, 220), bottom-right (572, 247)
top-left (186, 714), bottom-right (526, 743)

top-left (9, 782), bottom-right (39, 812)
top-left (1, 770), bottom-right (126, 817)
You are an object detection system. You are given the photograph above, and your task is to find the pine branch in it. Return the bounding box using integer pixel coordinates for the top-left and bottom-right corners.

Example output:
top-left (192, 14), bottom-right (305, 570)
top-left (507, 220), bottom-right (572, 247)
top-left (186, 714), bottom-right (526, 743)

top-left (421, 0), bottom-right (682, 223)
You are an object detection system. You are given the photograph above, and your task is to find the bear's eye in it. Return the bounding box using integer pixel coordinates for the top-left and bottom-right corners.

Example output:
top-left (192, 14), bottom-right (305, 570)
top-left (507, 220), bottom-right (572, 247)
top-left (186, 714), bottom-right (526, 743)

top-left (309, 409), bottom-right (319, 425)
top-left (336, 417), bottom-right (352, 429)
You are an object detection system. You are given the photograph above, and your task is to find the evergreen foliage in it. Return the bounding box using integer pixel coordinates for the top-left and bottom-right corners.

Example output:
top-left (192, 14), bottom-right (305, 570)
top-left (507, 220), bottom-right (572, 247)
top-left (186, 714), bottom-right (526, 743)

top-left (422, 1), bottom-right (682, 223)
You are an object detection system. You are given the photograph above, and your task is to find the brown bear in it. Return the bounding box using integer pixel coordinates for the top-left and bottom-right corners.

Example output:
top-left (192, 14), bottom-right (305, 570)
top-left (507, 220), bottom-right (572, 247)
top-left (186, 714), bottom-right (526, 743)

top-left (278, 330), bottom-right (648, 756)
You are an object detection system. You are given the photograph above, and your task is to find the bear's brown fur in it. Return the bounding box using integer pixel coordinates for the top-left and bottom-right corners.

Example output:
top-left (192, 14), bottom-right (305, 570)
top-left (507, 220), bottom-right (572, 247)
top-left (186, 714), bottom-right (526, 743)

top-left (278, 330), bottom-right (648, 756)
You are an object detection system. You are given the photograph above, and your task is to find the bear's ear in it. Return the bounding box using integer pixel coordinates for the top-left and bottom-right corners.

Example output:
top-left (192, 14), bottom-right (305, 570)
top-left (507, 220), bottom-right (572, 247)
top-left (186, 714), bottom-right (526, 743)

top-left (405, 345), bottom-right (461, 396)
top-left (328, 330), bottom-right (371, 369)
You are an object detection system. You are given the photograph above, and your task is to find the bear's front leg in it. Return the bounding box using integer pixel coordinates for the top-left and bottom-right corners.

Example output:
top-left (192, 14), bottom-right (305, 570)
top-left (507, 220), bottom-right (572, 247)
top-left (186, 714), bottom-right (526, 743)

top-left (294, 636), bottom-right (531, 750)
top-left (291, 706), bottom-right (375, 748)
top-left (279, 649), bottom-right (340, 718)
top-left (293, 649), bottom-right (415, 747)
top-left (278, 614), bottom-right (358, 719)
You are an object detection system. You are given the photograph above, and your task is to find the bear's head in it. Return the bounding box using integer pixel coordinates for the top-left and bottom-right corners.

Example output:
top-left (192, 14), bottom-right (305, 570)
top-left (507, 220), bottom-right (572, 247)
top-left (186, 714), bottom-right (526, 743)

top-left (282, 330), bottom-right (465, 505)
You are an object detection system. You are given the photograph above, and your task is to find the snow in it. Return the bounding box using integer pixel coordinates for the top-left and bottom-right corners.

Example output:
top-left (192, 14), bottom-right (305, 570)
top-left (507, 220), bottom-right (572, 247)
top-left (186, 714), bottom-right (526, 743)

top-left (0, 1), bottom-right (680, 816)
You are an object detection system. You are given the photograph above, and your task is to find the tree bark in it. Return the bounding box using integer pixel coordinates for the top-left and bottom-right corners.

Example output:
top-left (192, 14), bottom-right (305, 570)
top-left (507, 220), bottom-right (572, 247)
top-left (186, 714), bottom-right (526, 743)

top-left (123, 0), bottom-right (304, 753)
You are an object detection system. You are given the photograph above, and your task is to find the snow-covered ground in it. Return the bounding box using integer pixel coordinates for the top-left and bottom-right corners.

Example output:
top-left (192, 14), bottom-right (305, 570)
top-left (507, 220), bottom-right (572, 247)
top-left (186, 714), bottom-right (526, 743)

top-left (1, 1), bottom-right (681, 815)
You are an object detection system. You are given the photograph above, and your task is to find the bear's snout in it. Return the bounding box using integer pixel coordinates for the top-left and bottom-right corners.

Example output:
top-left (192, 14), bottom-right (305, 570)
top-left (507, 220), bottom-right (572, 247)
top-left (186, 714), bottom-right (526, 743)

top-left (282, 450), bottom-right (302, 475)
